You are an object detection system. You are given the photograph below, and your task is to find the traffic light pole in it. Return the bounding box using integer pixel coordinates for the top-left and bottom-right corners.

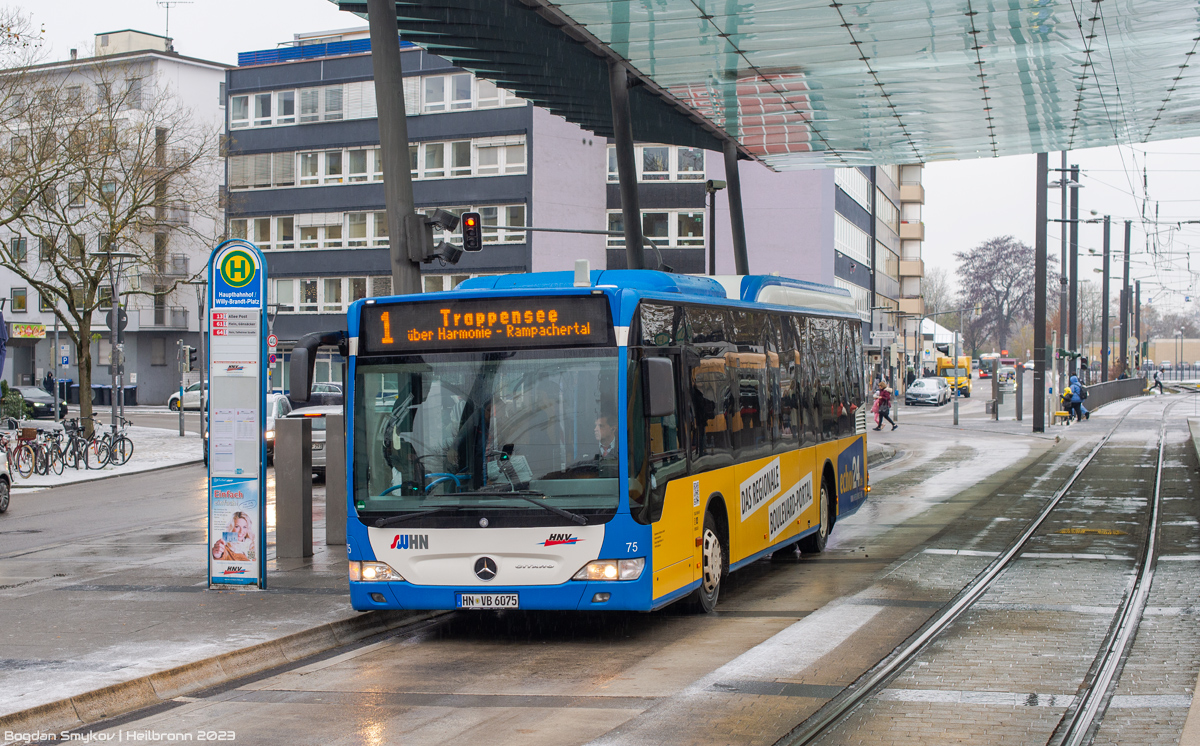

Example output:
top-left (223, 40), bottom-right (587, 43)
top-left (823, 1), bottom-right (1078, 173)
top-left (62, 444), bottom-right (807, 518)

top-left (177, 341), bottom-right (184, 437)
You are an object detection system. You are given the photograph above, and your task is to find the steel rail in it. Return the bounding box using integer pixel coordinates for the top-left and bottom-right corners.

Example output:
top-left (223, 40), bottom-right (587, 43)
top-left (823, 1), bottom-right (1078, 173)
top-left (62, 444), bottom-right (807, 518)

top-left (1052, 409), bottom-right (1168, 746)
top-left (776, 396), bottom-right (1162, 746)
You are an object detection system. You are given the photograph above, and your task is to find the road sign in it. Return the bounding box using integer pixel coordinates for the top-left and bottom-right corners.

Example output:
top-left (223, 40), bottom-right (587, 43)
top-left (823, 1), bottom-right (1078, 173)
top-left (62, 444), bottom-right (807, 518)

top-left (207, 239), bottom-right (268, 590)
top-left (269, 353), bottom-right (277, 364)
top-left (267, 333), bottom-right (278, 348)
top-left (105, 307), bottom-right (128, 332)
top-left (871, 331), bottom-right (896, 341)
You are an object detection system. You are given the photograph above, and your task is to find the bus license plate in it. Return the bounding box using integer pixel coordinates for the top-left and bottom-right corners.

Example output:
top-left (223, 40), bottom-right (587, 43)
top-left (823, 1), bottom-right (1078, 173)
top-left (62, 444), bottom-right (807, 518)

top-left (457, 593), bottom-right (519, 609)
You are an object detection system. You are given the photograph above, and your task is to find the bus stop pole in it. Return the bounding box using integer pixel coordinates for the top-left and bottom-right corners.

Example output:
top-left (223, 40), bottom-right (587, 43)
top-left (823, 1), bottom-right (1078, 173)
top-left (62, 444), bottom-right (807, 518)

top-left (367, 0), bottom-right (421, 295)
top-left (723, 141), bottom-right (750, 275)
top-left (1032, 153), bottom-right (1048, 433)
top-left (607, 61), bottom-right (646, 271)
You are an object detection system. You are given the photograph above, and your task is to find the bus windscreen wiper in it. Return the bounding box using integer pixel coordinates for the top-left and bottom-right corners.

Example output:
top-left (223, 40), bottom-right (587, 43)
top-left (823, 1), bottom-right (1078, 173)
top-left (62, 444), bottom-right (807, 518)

top-left (373, 506), bottom-right (459, 528)
top-left (454, 491), bottom-right (588, 526)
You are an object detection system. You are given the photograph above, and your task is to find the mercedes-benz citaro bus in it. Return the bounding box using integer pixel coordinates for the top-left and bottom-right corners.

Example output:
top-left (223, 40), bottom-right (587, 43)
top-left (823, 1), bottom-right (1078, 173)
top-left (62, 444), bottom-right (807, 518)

top-left (333, 269), bottom-right (868, 614)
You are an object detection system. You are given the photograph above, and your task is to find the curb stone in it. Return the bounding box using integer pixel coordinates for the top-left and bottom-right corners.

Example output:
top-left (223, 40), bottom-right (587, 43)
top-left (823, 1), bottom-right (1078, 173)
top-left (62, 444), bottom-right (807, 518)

top-left (0, 609), bottom-right (442, 741)
top-left (11, 458), bottom-right (204, 491)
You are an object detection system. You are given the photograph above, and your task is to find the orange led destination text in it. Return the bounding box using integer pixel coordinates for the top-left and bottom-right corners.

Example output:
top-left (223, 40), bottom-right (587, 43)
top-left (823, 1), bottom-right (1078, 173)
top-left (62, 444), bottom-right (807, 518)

top-left (404, 307), bottom-right (593, 342)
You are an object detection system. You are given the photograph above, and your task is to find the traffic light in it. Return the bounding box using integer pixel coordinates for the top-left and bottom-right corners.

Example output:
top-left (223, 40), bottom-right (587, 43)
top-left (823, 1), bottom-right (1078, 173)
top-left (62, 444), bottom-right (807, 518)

top-left (181, 344), bottom-right (197, 372)
top-left (1080, 357), bottom-right (1089, 371)
top-left (461, 211), bottom-right (483, 252)
top-left (404, 210), bottom-right (463, 264)
top-left (935, 343), bottom-right (950, 356)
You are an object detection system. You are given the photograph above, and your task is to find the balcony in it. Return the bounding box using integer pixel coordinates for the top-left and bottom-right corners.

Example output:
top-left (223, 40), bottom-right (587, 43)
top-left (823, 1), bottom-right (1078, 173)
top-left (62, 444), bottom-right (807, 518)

top-left (141, 254), bottom-right (190, 284)
top-left (899, 221), bottom-right (925, 240)
top-left (899, 183), bottom-right (924, 204)
top-left (899, 297), bottom-right (925, 316)
top-left (138, 305), bottom-right (188, 329)
top-left (899, 258), bottom-right (924, 278)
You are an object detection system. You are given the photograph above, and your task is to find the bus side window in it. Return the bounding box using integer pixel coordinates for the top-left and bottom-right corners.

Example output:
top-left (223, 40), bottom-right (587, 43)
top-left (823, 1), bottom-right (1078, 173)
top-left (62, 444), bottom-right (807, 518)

top-left (776, 314), bottom-right (799, 452)
top-left (811, 318), bottom-right (836, 441)
top-left (793, 316), bottom-right (817, 448)
top-left (628, 348), bottom-right (686, 524)
top-left (686, 306), bottom-right (733, 472)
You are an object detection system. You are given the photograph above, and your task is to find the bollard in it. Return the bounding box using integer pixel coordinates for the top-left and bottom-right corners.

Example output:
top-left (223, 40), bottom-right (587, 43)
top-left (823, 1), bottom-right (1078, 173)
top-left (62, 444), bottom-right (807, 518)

top-left (1016, 367), bottom-right (1024, 421)
top-left (324, 413), bottom-right (346, 546)
top-left (276, 416), bottom-right (313, 558)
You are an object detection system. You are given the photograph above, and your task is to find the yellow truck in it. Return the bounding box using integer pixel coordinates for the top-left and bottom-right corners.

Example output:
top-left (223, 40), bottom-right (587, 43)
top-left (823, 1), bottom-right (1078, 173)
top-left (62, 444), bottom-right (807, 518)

top-left (936, 355), bottom-right (972, 397)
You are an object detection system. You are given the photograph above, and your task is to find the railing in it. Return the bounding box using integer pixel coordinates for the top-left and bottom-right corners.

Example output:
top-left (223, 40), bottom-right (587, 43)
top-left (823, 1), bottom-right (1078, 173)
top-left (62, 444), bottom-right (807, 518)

top-left (1086, 377), bottom-right (1146, 410)
top-left (138, 306), bottom-right (188, 328)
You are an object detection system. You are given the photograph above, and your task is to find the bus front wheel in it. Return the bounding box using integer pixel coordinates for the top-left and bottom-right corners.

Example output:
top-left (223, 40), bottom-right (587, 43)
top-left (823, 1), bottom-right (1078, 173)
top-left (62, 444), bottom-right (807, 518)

top-left (798, 478), bottom-right (831, 554)
top-left (688, 511), bottom-right (725, 613)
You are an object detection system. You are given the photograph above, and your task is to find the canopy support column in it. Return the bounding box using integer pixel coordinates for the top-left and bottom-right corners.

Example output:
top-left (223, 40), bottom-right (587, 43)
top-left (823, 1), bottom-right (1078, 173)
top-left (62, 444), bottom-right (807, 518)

top-left (608, 61), bottom-right (645, 271)
top-left (1033, 153), bottom-right (1048, 433)
top-left (723, 140), bottom-right (749, 275)
top-left (367, 0), bottom-right (420, 295)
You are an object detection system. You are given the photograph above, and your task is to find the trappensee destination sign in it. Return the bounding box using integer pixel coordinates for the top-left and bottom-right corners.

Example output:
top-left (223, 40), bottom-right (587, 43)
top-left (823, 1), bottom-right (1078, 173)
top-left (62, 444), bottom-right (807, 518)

top-left (360, 296), bottom-right (611, 354)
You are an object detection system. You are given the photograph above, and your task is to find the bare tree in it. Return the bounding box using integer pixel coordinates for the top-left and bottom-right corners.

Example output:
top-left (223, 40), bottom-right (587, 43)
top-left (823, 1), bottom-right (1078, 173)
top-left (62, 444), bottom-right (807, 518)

top-left (955, 235), bottom-right (1056, 353)
top-left (920, 265), bottom-right (955, 320)
top-left (0, 55), bottom-right (220, 428)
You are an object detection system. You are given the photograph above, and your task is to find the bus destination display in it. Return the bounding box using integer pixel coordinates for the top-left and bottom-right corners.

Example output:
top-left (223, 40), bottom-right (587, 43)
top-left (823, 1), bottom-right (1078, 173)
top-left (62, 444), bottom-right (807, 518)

top-left (360, 296), bottom-right (611, 353)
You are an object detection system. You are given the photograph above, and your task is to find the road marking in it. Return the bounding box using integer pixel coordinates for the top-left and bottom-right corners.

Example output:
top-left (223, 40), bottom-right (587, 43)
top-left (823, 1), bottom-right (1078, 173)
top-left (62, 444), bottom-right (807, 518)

top-left (1160, 554), bottom-right (1200, 561)
top-left (877, 688), bottom-right (1074, 707)
top-left (923, 548), bottom-right (1001, 557)
top-left (1022, 552), bottom-right (1134, 561)
top-left (973, 602), bottom-right (1117, 615)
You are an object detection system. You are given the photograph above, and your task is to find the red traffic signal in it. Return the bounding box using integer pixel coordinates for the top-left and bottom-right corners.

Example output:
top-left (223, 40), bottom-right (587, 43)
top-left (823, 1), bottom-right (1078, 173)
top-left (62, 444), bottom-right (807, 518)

top-left (462, 211), bottom-right (483, 252)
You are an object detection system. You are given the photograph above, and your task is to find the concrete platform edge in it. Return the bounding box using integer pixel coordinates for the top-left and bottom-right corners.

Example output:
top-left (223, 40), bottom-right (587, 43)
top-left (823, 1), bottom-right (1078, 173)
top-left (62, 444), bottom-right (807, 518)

top-left (0, 608), bottom-right (441, 739)
top-left (1180, 418), bottom-right (1200, 746)
top-left (11, 458), bottom-right (204, 491)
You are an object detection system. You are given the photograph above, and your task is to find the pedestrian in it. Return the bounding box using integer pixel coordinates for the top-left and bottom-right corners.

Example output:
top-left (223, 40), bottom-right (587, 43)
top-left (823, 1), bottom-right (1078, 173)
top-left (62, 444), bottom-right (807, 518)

top-left (1153, 368), bottom-right (1164, 394)
top-left (42, 370), bottom-right (54, 395)
top-left (873, 381), bottom-right (896, 431)
top-left (1068, 375), bottom-right (1084, 422)
top-left (906, 368), bottom-right (917, 387)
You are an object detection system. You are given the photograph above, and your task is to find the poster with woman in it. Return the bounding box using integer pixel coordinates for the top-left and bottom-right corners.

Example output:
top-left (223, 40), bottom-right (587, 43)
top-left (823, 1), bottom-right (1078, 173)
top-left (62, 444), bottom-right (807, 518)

top-left (209, 477), bottom-right (260, 584)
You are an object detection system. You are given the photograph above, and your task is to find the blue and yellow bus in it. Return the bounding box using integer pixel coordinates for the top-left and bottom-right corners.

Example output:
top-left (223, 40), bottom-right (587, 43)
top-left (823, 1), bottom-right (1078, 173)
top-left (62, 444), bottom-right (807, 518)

top-left (315, 270), bottom-right (867, 613)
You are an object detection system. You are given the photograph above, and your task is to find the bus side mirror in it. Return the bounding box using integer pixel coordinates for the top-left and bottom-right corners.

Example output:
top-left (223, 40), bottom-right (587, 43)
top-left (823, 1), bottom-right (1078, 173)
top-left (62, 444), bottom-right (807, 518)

top-left (642, 357), bottom-right (676, 418)
top-left (289, 345), bottom-right (312, 404)
top-left (289, 329), bottom-right (347, 404)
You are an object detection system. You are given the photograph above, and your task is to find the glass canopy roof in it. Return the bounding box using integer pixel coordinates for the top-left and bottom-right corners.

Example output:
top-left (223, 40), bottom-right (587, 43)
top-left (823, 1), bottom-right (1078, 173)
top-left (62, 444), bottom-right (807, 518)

top-left (338, 0), bottom-right (1200, 170)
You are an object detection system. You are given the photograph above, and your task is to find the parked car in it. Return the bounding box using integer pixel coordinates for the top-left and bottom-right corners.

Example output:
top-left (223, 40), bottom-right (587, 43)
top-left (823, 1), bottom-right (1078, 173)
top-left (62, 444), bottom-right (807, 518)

top-left (289, 382), bottom-right (342, 409)
top-left (1161, 360), bottom-right (1173, 370)
top-left (1023, 360), bottom-right (1035, 370)
top-left (168, 381), bottom-right (208, 411)
top-left (203, 392), bottom-right (292, 467)
top-left (905, 377), bottom-right (949, 406)
top-left (285, 404), bottom-right (341, 481)
top-left (14, 386), bottom-right (68, 419)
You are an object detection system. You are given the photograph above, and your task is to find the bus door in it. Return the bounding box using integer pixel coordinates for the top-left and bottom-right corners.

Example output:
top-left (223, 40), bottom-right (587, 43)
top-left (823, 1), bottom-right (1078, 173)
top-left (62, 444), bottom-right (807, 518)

top-left (633, 346), bottom-right (696, 597)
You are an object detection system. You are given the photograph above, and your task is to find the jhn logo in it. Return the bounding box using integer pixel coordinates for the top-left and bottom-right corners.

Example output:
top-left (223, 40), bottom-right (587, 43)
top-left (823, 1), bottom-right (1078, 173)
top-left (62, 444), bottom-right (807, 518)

top-left (391, 534), bottom-right (429, 550)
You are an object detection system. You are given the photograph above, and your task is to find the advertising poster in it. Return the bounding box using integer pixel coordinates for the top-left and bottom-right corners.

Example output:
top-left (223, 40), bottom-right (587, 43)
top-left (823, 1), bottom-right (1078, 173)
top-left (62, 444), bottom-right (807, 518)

top-left (209, 477), bottom-right (260, 584)
top-left (207, 240), bottom-right (267, 588)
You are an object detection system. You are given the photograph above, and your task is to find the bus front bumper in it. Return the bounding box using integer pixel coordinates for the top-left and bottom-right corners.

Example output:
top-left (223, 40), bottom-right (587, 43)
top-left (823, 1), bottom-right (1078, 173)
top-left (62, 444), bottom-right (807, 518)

top-left (350, 577), bottom-right (655, 612)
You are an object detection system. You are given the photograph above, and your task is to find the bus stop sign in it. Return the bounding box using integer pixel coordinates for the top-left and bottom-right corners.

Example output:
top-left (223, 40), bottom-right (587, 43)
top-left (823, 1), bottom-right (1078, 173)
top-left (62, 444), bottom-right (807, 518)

top-left (206, 240), bottom-right (268, 589)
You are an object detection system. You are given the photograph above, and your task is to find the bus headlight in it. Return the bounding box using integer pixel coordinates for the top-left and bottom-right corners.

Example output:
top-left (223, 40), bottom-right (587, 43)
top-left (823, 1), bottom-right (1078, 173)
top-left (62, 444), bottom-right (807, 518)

top-left (572, 558), bottom-right (644, 581)
top-left (349, 561), bottom-right (404, 582)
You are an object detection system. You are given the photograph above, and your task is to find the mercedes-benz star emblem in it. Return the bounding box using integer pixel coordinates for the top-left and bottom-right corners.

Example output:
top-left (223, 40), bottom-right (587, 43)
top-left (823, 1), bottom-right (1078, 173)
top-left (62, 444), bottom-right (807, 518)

top-left (474, 557), bottom-right (497, 581)
top-left (479, 517), bottom-right (489, 528)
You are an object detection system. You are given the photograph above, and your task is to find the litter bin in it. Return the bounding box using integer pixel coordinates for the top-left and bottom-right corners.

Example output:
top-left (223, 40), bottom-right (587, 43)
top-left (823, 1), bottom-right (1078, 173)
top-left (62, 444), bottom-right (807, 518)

top-left (121, 386), bottom-right (138, 406)
top-left (93, 385), bottom-right (111, 406)
top-left (68, 383), bottom-right (80, 405)
top-left (57, 379), bottom-right (72, 402)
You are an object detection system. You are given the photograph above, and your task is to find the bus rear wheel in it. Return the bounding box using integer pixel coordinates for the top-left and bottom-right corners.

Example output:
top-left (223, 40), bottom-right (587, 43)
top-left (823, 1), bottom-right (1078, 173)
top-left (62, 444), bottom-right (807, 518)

top-left (688, 511), bottom-right (725, 613)
top-left (798, 478), bottom-right (831, 554)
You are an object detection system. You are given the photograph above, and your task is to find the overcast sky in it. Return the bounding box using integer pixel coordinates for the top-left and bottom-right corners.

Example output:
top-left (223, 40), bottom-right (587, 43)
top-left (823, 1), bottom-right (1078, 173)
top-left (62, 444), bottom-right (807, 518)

top-left (22, 0), bottom-right (1200, 312)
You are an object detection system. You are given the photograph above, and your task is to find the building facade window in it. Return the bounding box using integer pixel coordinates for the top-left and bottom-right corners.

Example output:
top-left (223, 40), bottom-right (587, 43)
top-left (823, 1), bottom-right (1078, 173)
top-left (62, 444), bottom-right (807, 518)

top-left (10, 235), bottom-right (26, 263)
top-left (835, 167), bottom-right (871, 211)
top-left (606, 210), bottom-right (705, 248)
top-left (607, 144), bottom-right (705, 182)
top-left (834, 214), bottom-right (871, 267)
top-left (39, 291), bottom-right (54, 311)
top-left (10, 287), bottom-right (26, 312)
top-left (875, 189), bottom-right (899, 234)
top-left (151, 337), bottom-right (166, 365)
top-left (229, 74), bottom-right (523, 130)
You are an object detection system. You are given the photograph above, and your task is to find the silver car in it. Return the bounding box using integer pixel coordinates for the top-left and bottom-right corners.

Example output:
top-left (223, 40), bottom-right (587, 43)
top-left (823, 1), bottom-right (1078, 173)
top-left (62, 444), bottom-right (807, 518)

top-left (286, 405), bottom-right (342, 480)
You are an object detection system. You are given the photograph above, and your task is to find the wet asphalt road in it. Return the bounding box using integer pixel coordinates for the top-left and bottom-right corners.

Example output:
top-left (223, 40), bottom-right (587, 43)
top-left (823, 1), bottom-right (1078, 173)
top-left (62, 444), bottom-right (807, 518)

top-left (22, 393), bottom-right (1200, 746)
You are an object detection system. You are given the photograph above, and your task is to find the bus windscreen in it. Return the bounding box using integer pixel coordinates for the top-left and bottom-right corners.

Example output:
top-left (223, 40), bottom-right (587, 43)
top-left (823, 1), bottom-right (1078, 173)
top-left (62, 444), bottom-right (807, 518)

top-left (360, 296), bottom-right (611, 354)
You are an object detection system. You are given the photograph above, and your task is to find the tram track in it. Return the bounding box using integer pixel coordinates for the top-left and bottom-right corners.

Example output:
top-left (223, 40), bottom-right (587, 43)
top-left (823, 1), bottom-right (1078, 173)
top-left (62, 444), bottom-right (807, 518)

top-left (777, 394), bottom-right (1184, 746)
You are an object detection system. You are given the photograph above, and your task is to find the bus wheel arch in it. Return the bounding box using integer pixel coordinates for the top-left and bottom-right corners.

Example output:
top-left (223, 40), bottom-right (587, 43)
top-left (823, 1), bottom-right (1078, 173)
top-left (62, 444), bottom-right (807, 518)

top-left (799, 462), bottom-right (837, 554)
top-left (688, 494), bottom-right (729, 613)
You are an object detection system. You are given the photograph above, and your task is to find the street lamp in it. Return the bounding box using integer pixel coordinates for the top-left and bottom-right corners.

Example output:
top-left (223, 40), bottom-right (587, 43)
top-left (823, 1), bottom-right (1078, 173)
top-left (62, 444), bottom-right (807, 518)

top-left (88, 248), bottom-right (138, 438)
top-left (705, 179), bottom-right (726, 276)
